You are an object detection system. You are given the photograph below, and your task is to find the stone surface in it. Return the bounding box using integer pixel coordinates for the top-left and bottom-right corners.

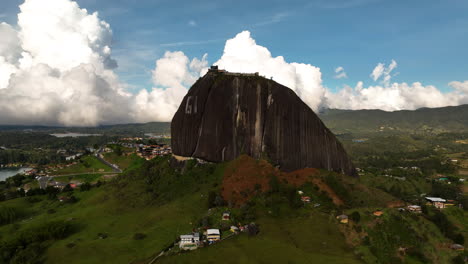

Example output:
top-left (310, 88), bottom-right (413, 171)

top-left (171, 71), bottom-right (357, 177)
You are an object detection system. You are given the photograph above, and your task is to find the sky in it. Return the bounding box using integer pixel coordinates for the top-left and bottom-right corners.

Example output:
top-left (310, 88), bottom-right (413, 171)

top-left (0, 0), bottom-right (467, 126)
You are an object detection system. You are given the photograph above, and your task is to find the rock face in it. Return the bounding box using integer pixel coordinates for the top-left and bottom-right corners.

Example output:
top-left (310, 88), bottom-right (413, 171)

top-left (171, 70), bottom-right (357, 177)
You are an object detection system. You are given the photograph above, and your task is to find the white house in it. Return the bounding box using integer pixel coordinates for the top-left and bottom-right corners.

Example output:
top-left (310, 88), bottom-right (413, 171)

top-left (407, 205), bottom-right (422, 213)
top-left (179, 233), bottom-right (200, 250)
top-left (425, 197), bottom-right (447, 209)
top-left (207, 229), bottom-right (220, 243)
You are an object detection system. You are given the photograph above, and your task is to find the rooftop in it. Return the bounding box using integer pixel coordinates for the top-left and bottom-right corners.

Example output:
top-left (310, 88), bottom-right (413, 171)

top-left (425, 197), bottom-right (446, 202)
top-left (207, 229), bottom-right (220, 235)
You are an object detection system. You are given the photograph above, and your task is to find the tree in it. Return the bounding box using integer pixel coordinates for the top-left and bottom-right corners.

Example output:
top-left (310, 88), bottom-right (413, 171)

top-left (459, 195), bottom-right (468, 211)
top-left (114, 145), bottom-right (123, 156)
top-left (67, 195), bottom-right (78, 203)
top-left (200, 216), bottom-right (211, 228)
top-left (45, 186), bottom-right (59, 199)
top-left (207, 191), bottom-right (216, 208)
top-left (350, 211), bottom-right (361, 223)
top-left (269, 175), bottom-right (280, 193)
top-left (133, 233), bottom-right (146, 240)
top-left (214, 194), bottom-right (225, 207)
top-left (62, 184), bottom-right (73, 192)
top-left (421, 204), bottom-right (429, 215)
top-left (453, 233), bottom-right (465, 245)
top-left (80, 182), bottom-right (91, 192)
top-left (16, 188), bottom-right (25, 197)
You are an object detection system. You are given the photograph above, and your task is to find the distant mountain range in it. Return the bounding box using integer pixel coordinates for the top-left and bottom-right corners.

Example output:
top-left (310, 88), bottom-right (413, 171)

top-left (1, 104), bottom-right (467, 135)
top-left (319, 104), bottom-right (468, 134)
top-left (0, 122), bottom-right (171, 135)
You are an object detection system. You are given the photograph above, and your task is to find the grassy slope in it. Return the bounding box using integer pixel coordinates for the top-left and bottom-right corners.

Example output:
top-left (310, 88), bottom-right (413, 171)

top-left (53, 174), bottom-right (104, 183)
top-left (103, 153), bottom-right (143, 170)
top-left (1, 156), bottom-right (465, 264)
top-left (0, 186), bottom-right (208, 264)
top-left (46, 191), bottom-right (207, 264)
top-left (159, 214), bottom-right (360, 264)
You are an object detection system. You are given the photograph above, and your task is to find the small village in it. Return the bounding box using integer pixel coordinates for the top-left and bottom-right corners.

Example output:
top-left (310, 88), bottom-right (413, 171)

top-left (2, 136), bottom-right (173, 196)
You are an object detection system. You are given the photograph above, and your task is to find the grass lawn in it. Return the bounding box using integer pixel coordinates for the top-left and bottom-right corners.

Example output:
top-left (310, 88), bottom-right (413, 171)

top-left (53, 174), bottom-right (104, 183)
top-left (50, 156), bottom-right (113, 175)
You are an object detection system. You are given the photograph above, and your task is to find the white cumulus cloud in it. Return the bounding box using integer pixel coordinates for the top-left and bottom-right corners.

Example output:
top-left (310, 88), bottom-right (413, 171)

top-left (214, 31), bottom-right (325, 112)
top-left (132, 51), bottom-right (208, 123)
top-left (370, 59), bottom-right (397, 86)
top-left (0, 0), bottom-right (130, 126)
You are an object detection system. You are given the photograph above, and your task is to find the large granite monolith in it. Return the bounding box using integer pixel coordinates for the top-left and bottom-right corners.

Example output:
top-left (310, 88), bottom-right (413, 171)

top-left (171, 69), bottom-right (357, 177)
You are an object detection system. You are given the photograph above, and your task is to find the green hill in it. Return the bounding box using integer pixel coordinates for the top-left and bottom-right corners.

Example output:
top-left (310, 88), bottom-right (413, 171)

top-left (0, 156), bottom-right (464, 264)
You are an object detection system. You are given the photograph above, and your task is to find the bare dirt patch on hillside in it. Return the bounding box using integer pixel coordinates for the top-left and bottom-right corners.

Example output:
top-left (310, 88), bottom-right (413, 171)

top-left (221, 155), bottom-right (324, 207)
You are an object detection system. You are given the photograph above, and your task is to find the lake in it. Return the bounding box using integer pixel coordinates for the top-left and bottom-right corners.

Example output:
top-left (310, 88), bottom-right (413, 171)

top-left (0, 167), bottom-right (31, 181)
top-left (50, 133), bottom-right (102, 138)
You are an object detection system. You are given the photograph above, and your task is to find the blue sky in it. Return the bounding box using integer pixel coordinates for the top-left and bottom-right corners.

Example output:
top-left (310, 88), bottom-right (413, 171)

top-left (4, 0), bottom-right (466, 93)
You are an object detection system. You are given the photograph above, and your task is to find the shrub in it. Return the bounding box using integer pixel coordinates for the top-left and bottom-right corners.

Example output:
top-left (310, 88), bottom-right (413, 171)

top-left (350, 211), bottom-right (361, 223)
top-left (62, 184), bottom-right (73, 192)
top-left (45, 186), bottom-right (60, 199)
top-left (452, 254), bottom-right (466, 264)
top-left (453, 233), bottom-right (465, 245)
top-left (207, 191), bottom-right (216, 208)
top-left (80, 182), bottom-right (92, 192)
top-left (133, 233), bottom-right (146, 240)
top-left (0, 207), bottom-right (22, 225)
top-left (66, 243), bottom-right (76, 248)
top-left (97, 233), bottom-right (108, 239)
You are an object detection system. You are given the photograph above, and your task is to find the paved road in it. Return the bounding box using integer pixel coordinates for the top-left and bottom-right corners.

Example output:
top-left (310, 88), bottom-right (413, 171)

top-left (49, 171), bottom-right (120, 178)
top-left (37, 176), bottom-right (51, 189)
top-left (95, 149), bottom-right (122, 173)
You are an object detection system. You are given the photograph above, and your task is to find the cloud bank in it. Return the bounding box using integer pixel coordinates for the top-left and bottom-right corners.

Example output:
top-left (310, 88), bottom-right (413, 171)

top-left (326, 60), bottom-right (468, 111)
top-left (0, 0), bottom-right (467, 126)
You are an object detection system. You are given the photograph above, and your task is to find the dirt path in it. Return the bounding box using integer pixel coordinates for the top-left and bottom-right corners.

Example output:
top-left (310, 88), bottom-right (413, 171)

top-left (311, 178), bottom-right (344, 206)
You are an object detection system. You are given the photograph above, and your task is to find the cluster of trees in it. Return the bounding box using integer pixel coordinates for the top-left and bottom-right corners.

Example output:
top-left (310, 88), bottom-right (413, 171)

top-left (0, 149), bottom-right (63, 165)
top-left (0, 172), bottom-right (99, 202)
top-left (0, 207), bottom-right (23, 225)
top-left (359, 151), bottom-right (457, 175)
top-left (431, 181), bottom-right (463, 201)
top-left (0, 131), bottom-right (118, 165)
top-left (0, 132), bottom-right (114, 150)
top-left (429, 211), bottom-right (465, 245)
